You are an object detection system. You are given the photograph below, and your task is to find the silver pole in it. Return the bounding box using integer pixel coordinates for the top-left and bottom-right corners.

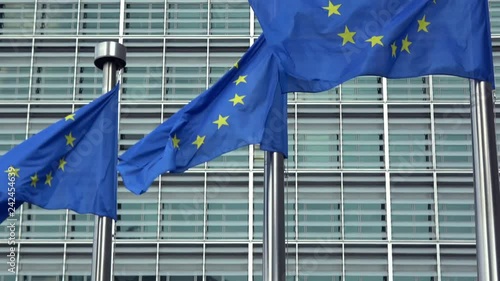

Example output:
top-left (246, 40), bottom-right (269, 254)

top-left (263, 151), bottom-right (286, 281)
top-left (91, 41), bottom-right (126, 281)
top-left (470, 80), bottom-right (500, 281)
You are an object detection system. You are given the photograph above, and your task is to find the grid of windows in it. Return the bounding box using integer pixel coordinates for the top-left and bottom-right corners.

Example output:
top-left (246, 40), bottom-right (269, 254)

top-left (0, 0), bottom-right (499, 280)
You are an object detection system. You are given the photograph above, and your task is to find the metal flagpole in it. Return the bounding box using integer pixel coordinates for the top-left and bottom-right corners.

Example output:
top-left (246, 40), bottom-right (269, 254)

top-left (91, 41), bottom-right (126, 281)
top-left (263, 151), bottom-right (286, 281)
top-left (470, 80), bottom-right (500, 281)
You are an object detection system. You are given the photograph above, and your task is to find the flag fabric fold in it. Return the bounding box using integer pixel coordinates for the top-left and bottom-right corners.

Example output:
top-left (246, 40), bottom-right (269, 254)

top-left (117, 36), bottom-right (288, 195)
top-left (249, 0), bottom-right (495, 93)
top-left (0, 84), bottom-right (120, 222)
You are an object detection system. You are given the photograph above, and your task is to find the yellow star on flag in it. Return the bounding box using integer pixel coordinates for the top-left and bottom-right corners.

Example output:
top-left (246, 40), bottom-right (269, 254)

top-left (366, 36), bottom-right (384, 47)
top-left (338, 26), bottom-right (356, 46)
top-left (30, 173), bottom-right (39, 188)
top-left (391, 42), bottom-right (398, 57)
top-left (229, 94), bottom-right (245, 106)
top-left (417, 15), bottom-right (430, 32)
top-left (233, 75), bottom-right (247, 85)
top-left (65, 113), bottom-right (75, 121)
top-left (401, 35), bottom-right (412, 54)
top-left (323, 1), bottom-right (341, 17)
top-left (213, 115), bottom-right (229, 129)
top-left (172, 134), bottom-right (180, 149)
top-left (4, 166), bottom-right (20, 177)
top-left (58, 158), bottom-right (67, 171)
top-left (234, 60), bottom-right (240, 69)
top-left (45, 171), bottom-right (53, 187)
top-left (65, 132), bottom-right (76, 147)
top-left (192, 135), bottom-right (206, 149)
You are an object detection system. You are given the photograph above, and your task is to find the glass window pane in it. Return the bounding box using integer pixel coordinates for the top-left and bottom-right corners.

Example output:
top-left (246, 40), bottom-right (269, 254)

top-left (160, 173), bottom-right (204, 240)
top-left (387, 77), bottom-right (429, 101)
top-left (80, 0), bottom-right (120, 35)
top-left (297, 173), bottom-right (341, 240)
top-left (388, 105), bottom-right (432, 169)
top-left (116, 105), bottom-right (162, 239)
top-left (297, 87), bottom-right (339, 102)
top-left (0, 39), bottom-right (31, 100)
top-left (298, 245), bottom-right (342, 281)
top-left (35, 1), bottom-right (78, 35)
top-left (342, 77), bottom-right (382, 101)
top-left (125, 0), bottom-right (165, 35)
top-left (165, 39), bottom-right (207, 101)
top-left (205, 244), bottom-right (247, 281)
top-left (159, 245), bottom-right (203, 278)
top-left (206, 173), bottom-right (248, 239)
top-left (75, 39), bottom-right (103, 101)
top-left (114, 244), bottom-right (156, 276)
top-left (18, 244), bottom-right (64, 277)
top-left (166, 0), bottom-right (208, 35)
top-left (437, 173), bottom-right (475, 240)
top-left (31, 40), bottom-right (76, 101)
top-left (65, 244), bottom-right (92, 278)
top-left (122, 39), bottom-right (163, 101)
top-left (0, 105), bottom-right (27, 155)
top-left (343, 105), bottom-right (384, 169)
top-left (210, 0), bottom-right (249, 35)
top-left (116, 178), bottom-right (159, 239)
top-left (344, 173), bottom-right (386, 240)
top-left (434, 105), bottom-right (472, 169)
top-left (391, 173), bottom-right (435, 240)
top-left (345, 245), bottom-right (387, 281)
top-left (0, 1), bottom-right (35, 35)
top-left (393, 245), bottom-right (437, 281)
top-left (440, 245), bottom-right (477, 281)
top-left (432, 76), bottom-right (469, 101)
top-left (297, 104), bottom-right (340, 169)
top-left (67, 212), bottom-right (94, 239)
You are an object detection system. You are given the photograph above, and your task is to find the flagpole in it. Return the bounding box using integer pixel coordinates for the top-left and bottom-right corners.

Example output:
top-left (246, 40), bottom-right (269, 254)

top-left (469, 80), bottom-right (500, 281)
top-left (263, 151), bottom-right (286, 281)
top-left (91, 41), bottom-right (126, 281)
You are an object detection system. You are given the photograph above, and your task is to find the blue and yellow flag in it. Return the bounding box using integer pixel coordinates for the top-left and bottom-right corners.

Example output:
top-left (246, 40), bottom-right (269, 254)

top-left (0, 84), bottom-right (119, 222)
top-left (117, 36), bottom-right (288, 195)
top-left (249, 0), bottom-right (495, 92)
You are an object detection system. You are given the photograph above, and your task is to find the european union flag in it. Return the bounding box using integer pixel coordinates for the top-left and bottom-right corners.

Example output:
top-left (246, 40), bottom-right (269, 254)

top-left (0, 84), bottom-right (119, 222)
top-left (118, 36), bottom-right (288, 195)
top-left (249, 0), bottom-right (495, 92)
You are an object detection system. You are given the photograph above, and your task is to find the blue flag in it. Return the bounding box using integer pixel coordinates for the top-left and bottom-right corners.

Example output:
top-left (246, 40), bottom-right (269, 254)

top-left (249, 0), bottom-right (495, 92)
top-left (0, 84), bottom-right (119, 222)
top-left (117, 36), bottom-right (288, 195)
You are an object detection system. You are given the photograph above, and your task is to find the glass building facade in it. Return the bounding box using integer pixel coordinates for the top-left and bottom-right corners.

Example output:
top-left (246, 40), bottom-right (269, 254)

top-left (1, 0), bottom-right (500, 280)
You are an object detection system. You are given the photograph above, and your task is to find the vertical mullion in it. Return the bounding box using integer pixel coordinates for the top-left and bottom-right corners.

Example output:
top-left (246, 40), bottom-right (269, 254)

top-left (436, 243), bottom-right (442, 281)
top-left (27, 37), bottom-right (35, 101)
top-left (340, 172), bottom-right (345, 241)
top-left (339, 103), bottom-right (343, 170)
top-left (247, 242), bottom-right (253, 281)
top-left (161, 38), bottom-right (166, 102)
top-left (61, 243), bottom-right (68, 281)
top-left (204, 38), bottom-right (210, 170)
top-left (72, 38), bottom-right (79, 102)
top-left (387, 243), bottom-right (393, 281)
top-left (119, 0), bottom-right (126, 41)
top-left (157, 104), bottom-right (164, 241)
top-left (383, 77), bottom-right (393, 281)
top-left (75, 0), bottom-right (82, 36)
top-left (249, 5), bottom-right (255, 38)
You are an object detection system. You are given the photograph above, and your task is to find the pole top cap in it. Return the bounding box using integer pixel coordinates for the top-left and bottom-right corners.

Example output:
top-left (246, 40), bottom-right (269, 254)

top-left (94, 41), bottom-right (127, 70)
